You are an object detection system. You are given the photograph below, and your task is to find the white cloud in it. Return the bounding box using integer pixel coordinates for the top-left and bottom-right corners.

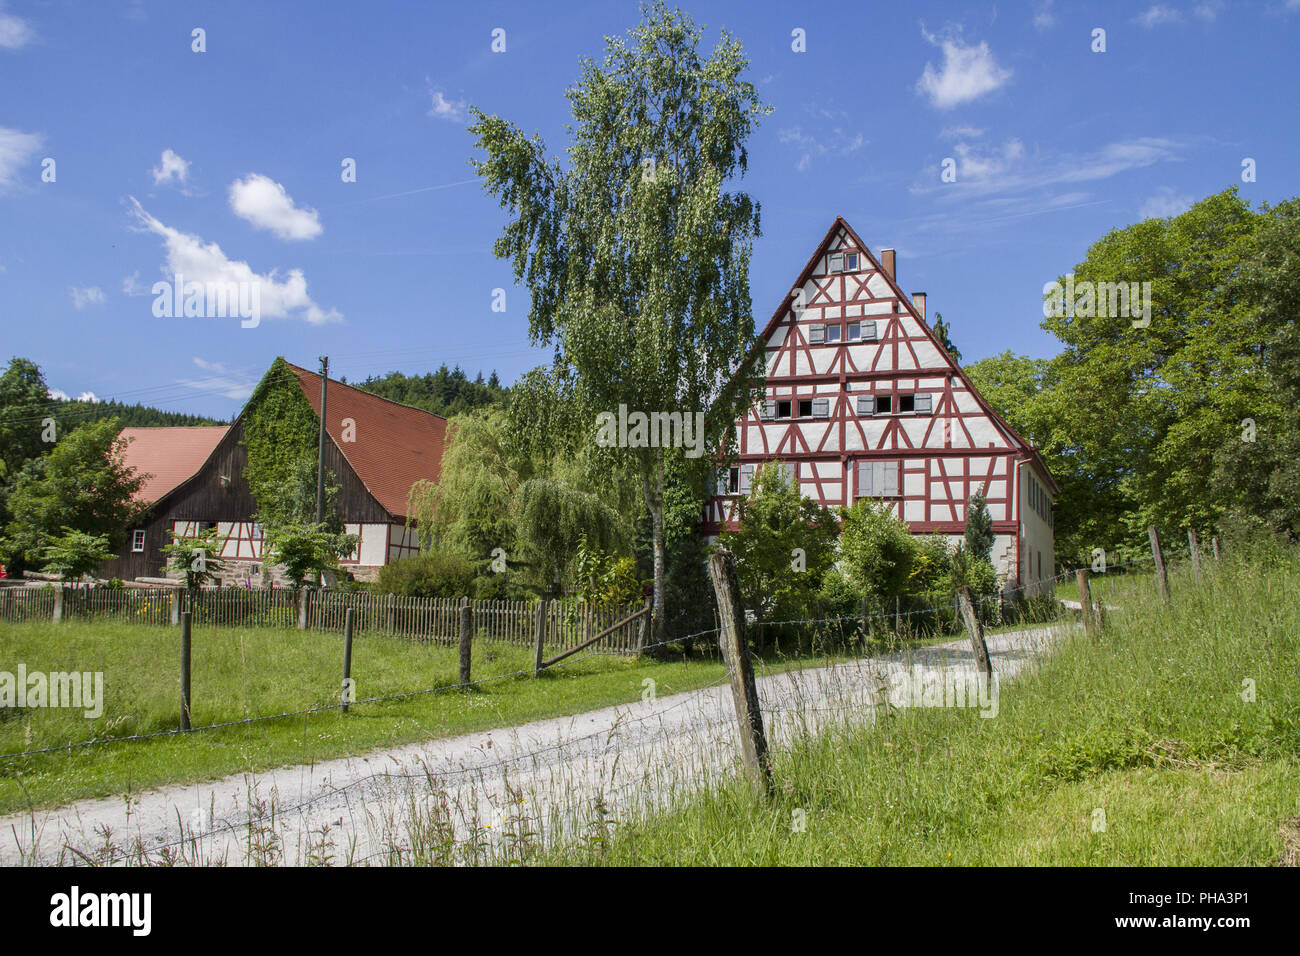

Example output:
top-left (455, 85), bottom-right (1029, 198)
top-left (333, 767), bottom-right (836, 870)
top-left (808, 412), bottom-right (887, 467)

top-left (47, 388), bottom-right (99, 403)
top-left (941, 125), bottom-right (985, 140)
top-left (1194, 1), bottom-right (1226, 20)
top-left (228, 173), bottom-right (323, 241)
top-left (122, 271), bottom-right (148, 296)
top-left (152, 148), bottom-right (191, 186)
top-left (953, 138), bottom-right (1026, 182)
top-left (918, 136), bottom-right (1181, 200)
top-left (70, 286), bottom-right (106, 309)
top-left (128, 197), bottom-right (341, 324)
top-left (1134, 5), bottom-right (1184, 27)
top-left (180, 358), bottom-right (256, 400)
top-left (916, 31), bottom-right (1012, 109)
top-left (1140, 188), bottom-right (1194, 219)
top-left (427, 86), bottom-right (468, 122)
top-left (778, 123), bottom-right (865, 172)
top-left (0, 126), bottom-right (42, 192)
top-left (1033, 0), bottom-right (1057, 29)
top-left (0, 3), bottom-right (34, 50)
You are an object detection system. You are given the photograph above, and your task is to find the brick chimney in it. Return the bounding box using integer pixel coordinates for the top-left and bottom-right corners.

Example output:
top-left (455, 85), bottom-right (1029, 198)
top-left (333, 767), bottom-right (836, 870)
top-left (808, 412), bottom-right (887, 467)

top-left (880, 248), bottom-right (896, 281)
top-left (913, 292), bottom-right (927, 323)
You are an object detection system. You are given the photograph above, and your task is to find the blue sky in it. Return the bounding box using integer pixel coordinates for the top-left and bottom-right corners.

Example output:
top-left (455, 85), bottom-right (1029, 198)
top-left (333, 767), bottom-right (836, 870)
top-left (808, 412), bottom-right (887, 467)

top-left (2, 0), bottom-right (1298, 418)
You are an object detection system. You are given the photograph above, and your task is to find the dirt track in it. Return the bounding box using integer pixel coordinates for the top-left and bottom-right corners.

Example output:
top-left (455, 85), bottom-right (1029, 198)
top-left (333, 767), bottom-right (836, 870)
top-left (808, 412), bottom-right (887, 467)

top-left (1, 624), bottom-right (1062, 866)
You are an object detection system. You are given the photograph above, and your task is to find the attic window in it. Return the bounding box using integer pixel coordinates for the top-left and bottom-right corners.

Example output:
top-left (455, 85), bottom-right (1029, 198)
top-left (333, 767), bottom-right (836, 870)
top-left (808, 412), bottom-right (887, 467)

top-left (846, 323), bottom-right (861, 341)
top-left (829, 252), bottom-right (859, 273)
top-left (899, 394), bottom-right (915, 413)
top-left (798, 399), bottom-right (813, 417)
top-left (875, 395), bottom-right (893, 415)
top-left (825, 325), bottom-right (842, 343)
top-left (777, 400), bottom-right (792, 419)
top-left (131, 529), bottom-right (146, 553)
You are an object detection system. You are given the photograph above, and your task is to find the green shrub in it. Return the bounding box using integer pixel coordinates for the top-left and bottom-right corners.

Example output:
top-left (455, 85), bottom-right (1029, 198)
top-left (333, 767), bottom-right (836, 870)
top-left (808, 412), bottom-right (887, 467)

top-left (375, 549), bottom-right (476, 598)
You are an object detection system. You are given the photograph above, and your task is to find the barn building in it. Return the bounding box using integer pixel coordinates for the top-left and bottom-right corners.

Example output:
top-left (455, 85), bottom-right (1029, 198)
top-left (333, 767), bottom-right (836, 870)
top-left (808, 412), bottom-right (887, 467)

top-left (704, 217), bottom-right (1059, 594)
top-left (101, 360), bottom-right (447, 584)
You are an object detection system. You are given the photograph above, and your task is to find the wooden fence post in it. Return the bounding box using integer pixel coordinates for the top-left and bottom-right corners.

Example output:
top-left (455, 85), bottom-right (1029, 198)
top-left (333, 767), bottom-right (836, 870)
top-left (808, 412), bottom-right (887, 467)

top-left (633, 596), bottom-right (653, 654)
top-left (52, 586), bottom-right (64, 623)
top-left (459, 600), bottom-right (473, 687)
top-left (894, 594), bottom-right (902, 635)
top-left (1188, 528), bottom-right (1202, 583)
top-left (386, 592), bottom-right (396, 635)
top-left (297, 588), bottom-right (310, 630)
top-left (1211, 536), bottom-right (1221, 562)
top-left (956, 585), bottom-right (993, 682)
top-left (1148, 525), bottom-right (1170, 604)
top-left (708, 550), bottom-right (773, 798)
top-left (532, 598), bottom-right (548, 677)
top-left (341, 608), bottom-right (355, 713)
top-left (1076, 569), bottom-right (1096, 637)
top-left (180, 610), bottom-right (192, 731)
top-left (170, 590), bottom-right (181, 626)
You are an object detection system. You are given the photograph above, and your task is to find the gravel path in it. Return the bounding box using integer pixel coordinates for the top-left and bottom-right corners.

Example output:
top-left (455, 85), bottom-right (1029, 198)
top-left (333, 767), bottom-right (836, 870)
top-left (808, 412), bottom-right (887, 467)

top-left (1, 624), bottom-right (1063, 866)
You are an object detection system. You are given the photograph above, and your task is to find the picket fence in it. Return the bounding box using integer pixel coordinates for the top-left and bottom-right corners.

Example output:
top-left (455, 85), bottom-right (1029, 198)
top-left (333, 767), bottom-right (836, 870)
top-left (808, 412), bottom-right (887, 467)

top-left (0, 585), bottom-right (648, 655)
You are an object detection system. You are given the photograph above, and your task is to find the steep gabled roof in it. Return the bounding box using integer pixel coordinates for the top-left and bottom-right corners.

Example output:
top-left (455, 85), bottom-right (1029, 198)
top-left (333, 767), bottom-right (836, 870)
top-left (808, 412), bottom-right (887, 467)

top-left (752, 216), bottom-right (1060, 494)
top-left (285, 362), bottom-right (448, 519)
top-left (119, 426), bottom-right (230, 504)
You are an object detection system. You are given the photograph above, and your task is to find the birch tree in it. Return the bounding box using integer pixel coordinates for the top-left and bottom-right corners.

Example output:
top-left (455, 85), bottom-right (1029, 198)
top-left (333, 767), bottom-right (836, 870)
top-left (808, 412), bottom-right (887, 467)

top-left (469, 3), bottom-right (769, 646)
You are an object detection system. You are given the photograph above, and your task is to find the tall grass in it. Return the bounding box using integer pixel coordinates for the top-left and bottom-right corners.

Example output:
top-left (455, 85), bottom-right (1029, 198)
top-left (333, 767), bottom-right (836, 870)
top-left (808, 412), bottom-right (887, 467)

top-left (542, 551), bottom-right (1300, 866)
top-left (0, 621), bottom-right (729, 814)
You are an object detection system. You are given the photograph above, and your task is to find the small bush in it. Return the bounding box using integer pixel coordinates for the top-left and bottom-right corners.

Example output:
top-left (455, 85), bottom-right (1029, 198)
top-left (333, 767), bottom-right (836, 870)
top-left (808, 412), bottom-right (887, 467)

top-left (375, 550), bottom-right (476, 598)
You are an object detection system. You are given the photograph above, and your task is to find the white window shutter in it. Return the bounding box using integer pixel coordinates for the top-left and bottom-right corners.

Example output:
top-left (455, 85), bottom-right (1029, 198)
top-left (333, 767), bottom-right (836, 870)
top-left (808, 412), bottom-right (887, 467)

top-left (812, 397), bottom-right (830, 418)
top-left (863, 321), bottom-right (878, 341)
top-left (856, 395), bottom-right (872, 416)
top-left (808, 324), bottom-right (825, 344)
top-left (883, 461), bottom-right (900, 497)
top-left (858, 460), bottom-right (873, 497)
top-left (915, 393), bottom-right (932, 414)
top-left (739, 464), bottom-right (754, 494)
top-left (716, 471), bottom-right (729, 496)
top-left (761, 400), bottom-right (775, 420)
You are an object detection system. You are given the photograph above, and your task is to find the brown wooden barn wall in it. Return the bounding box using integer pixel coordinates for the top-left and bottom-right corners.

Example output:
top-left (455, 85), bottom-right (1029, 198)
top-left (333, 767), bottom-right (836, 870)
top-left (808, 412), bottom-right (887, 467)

top-left (101, 422), bottom-right (390, 581)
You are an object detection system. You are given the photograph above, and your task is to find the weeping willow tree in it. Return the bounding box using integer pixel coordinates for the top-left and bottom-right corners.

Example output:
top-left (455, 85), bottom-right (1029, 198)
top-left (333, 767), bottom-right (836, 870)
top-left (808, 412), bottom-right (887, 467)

top-left (469, 3), bottom-right (769, 645)
top-left (406, 407), bottom-right (627, 589)
top-left (406, 409), bottom-right (520, 559)
top-left (514, 478), bottom-right (622, 589)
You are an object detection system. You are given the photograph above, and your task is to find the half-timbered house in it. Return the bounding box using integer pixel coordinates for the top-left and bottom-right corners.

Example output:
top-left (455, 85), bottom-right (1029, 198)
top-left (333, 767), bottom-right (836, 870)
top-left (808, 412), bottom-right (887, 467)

top-left (102, 360), bottom-right (447, 584)
top-left (704, 217), bottom-right (1059, 594)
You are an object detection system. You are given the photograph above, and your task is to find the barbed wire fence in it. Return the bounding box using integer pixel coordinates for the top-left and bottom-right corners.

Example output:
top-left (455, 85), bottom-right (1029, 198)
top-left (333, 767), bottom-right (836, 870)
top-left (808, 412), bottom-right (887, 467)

top-left (0, 532), bottom-right (1219, 866)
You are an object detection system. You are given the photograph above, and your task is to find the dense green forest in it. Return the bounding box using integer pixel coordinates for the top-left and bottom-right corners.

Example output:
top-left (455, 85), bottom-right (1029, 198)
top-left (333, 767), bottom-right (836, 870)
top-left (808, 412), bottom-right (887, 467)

top-left (353, 366), bottom-right (507, 418)
top-left (48, 397), bottom-right (224, 429)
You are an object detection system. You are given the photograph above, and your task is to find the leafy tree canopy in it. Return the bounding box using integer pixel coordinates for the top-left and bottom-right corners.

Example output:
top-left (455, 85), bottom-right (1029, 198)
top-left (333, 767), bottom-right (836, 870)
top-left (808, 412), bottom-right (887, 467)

top-left (0, 417), bottom-right (144, 570)
top-left (469, 2), bottom-right (771, 643)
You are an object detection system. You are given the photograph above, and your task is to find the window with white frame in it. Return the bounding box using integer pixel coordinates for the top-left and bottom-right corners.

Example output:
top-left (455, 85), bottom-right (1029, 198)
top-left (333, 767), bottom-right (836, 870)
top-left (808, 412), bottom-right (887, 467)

top-left (825, 324), bottom-right (841, 343)
top-left (131, 529), bottom-right (146, 553)
top-left (856, 460), bottom-right (901, 498)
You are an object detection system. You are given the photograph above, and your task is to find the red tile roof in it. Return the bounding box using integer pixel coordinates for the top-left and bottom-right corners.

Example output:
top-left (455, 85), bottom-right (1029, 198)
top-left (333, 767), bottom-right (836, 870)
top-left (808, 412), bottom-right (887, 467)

top-left (119, 426), bottom-right (230, 504)
top-left (286, 362), bottom-right (448, 519)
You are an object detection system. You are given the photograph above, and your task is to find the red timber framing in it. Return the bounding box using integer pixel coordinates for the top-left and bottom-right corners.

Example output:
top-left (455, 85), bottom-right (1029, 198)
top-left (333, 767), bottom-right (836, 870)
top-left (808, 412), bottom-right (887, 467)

top-left (704, 217), bottom-right (1060, 577)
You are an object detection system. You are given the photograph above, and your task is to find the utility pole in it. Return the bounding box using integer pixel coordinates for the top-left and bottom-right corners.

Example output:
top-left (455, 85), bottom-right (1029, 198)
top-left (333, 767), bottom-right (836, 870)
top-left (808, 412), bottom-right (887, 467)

top-left (315, 356), bottom-right (328, 526)
top-left (314, 356), bottom-right (328, 590)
